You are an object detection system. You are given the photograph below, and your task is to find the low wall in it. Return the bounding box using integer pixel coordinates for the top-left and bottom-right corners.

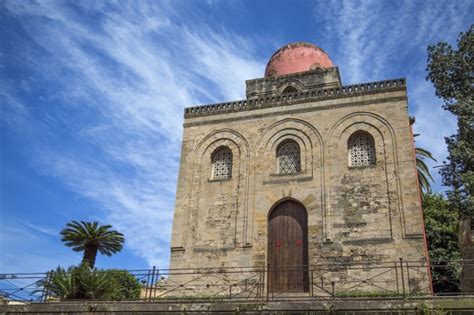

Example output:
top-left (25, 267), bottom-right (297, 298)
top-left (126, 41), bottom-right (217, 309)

top-left (1, 296), bottom-right (474, 314)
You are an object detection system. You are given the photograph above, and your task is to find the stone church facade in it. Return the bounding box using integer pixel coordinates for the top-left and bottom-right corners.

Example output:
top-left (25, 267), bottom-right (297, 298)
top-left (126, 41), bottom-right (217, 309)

top-left (169, 42), bottom-right (430, 294)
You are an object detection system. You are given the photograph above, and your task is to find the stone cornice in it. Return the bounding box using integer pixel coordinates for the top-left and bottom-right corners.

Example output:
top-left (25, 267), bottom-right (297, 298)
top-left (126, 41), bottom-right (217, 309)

top-left (184, 78), bottom-right (406, 119)
top-left (183, 96), bottom-right (407, 128)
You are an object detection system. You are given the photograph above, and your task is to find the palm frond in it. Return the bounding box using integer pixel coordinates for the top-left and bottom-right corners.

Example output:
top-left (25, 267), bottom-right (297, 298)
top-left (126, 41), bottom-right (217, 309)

top-left (60, 221), bottom-right (125, 268)
top-left (415, 144), bottom-right (437, 194)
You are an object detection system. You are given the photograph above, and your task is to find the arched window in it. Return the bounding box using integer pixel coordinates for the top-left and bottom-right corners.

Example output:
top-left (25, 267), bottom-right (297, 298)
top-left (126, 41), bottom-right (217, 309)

top-left (282, 86), bottom-right (298, 94)
top-left (277, 140), bottom-right (301, 174)
top-left (348, 131), bottom-right (376, 167)
top-left (211, 147), bottom-right (232, 180)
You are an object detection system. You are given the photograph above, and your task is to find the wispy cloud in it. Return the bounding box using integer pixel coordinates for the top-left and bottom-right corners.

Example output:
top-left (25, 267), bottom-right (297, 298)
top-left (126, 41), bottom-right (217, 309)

top-left (4, 0), bottom-right (264, 268)
top-left (314, 0), bottom-right (472, 192)
top-left (0, 224), bottom-right (79, 272)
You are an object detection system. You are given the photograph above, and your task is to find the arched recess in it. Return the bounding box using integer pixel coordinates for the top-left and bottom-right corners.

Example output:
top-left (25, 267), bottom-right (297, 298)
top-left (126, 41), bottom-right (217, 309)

top-left (249, 118), bottom-right (323, 253)
top-left (277, 80), bottom-right (304, 94)
top-left (325, 112), bottom-right (403, 241)
top-left (282, 86), bottom-right (299, 94)
top-left (255, 118), bottom-right (323, 178)
top-left (268, 198), bottom-right (309, 293)
top-left (180, 129), bottom-right (251, 249)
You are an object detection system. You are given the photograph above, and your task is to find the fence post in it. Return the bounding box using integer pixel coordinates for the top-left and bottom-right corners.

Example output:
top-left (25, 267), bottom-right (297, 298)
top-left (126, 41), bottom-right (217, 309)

top-left (331, 281), bottom-right (335, 296)
top-left (266, 263), bottom-right (270, 302)
top-left (405, 261), bottom-right (411, 295)
top-left (310, 269), bottom-right (313, 297)
top-left (394, 262), bottom-right (400, 295)
top-left (399, 258), bottom-right (406, 296)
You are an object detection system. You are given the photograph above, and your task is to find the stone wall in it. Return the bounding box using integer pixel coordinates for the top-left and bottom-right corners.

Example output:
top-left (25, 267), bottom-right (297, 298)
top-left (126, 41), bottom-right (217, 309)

top-left (2, 297), bottom-right (474, 314)
top-left (169, 72), bottom-right (430, 294)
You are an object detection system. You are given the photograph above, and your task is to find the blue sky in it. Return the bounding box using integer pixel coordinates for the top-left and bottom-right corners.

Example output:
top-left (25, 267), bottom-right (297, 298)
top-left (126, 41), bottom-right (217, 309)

top-left (1, 0), bottom-right (473, 273)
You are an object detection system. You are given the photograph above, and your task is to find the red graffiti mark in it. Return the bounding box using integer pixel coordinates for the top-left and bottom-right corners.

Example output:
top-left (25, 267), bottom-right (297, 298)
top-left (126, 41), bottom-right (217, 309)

top-left (275, 240), bottom-right (282, 248)
top-left (296, 239), bottom-right (303, 247)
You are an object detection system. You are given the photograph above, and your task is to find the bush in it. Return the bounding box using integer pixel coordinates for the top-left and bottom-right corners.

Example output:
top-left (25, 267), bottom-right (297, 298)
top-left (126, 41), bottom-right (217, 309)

top-left (40, 265), bottom-right (140, 300)
top-left (105, 269), bottom-right (141, 300)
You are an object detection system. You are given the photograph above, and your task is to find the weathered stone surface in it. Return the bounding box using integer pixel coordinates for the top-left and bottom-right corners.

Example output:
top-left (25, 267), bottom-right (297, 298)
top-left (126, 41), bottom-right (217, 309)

top-left (2, 297), bottom-right (474, 314)
top-left (170, 64), bottom-right (430, 294)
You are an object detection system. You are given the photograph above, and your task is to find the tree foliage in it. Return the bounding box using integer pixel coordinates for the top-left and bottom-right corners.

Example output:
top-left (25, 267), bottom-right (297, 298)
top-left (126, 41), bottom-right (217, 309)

top-left (41, 264), bottom-right (141, 301)
top-left (60, 221), bottom-right (125, 268)
top-left (426, 25), bottom-right (474, 218)
top-left (414, 135), bottom-right (437, 195)
top-left (423, 193), bottom-right (461, 293)
top-left (106, 269), bottom-right (142, 301)
top-left (41, 264), bottom-right (116, 300)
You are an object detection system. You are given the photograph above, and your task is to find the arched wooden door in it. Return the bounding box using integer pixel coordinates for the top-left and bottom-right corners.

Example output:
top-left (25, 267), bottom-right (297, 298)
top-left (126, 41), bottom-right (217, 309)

top-left (268, 200), bottom-right (309, 292)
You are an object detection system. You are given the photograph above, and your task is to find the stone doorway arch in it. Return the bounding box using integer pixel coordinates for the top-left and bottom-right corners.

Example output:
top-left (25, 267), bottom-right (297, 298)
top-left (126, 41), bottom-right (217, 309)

top-left (268, 199), bottom-right (309, 292)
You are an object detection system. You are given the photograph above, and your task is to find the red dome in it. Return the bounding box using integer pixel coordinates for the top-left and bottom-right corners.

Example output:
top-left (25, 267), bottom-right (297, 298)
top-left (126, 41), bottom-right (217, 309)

top-left (265, 42), bottom-right (334, 77)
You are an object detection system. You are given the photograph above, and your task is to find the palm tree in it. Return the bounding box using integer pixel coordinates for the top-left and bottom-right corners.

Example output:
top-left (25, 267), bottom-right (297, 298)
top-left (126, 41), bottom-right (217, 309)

top-left (414, 135), bottom-right (437, 195)
top-left (60, 221), bottom-right (124, 268)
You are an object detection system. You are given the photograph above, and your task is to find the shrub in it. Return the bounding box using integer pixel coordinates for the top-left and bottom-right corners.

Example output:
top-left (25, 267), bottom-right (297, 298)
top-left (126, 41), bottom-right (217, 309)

top-left (40, 265), bottom-right (140, 300)
top-left (105, 269), bottom-right (141, 300)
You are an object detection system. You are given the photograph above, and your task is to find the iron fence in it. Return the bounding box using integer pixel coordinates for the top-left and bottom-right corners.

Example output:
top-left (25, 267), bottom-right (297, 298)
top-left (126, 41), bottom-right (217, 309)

top-left (1, 259), bottom-right (473, 303)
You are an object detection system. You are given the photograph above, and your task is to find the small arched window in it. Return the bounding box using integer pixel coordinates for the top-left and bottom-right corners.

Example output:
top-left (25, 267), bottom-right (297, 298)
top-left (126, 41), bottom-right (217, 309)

top-left (348, 131), bottom-right (376, 167)
top-left (211, 147), bottom-right (232, 180)
top-left (277, 140), bottom-right (301, 174)
top-left (282, 86), bottom-right (298, 94)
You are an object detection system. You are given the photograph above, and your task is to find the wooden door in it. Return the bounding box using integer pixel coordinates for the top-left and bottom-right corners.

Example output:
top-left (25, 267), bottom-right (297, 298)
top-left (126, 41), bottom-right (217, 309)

top-left (268, 200), bottom-right (308, 292)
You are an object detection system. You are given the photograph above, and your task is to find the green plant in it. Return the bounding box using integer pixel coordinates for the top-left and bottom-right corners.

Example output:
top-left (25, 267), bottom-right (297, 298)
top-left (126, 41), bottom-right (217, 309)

top-left (423, 193), bottom-right (462, 293)
top-left (60, 221), bottom-right (124, 268)
top-left (426, 25), bottom-right (473, 219)
top-left (39, 265), bottom-right (141, 301)
top-left (414, 137), bottom-right (437, 195)
top-left (41, 264), bottom-right (116, 300)
top-left (105, 269), bottom-right (141, 300)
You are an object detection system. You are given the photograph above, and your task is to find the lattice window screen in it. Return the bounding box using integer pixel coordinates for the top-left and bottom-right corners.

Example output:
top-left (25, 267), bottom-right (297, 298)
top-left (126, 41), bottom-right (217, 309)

top-left (277, 141), bottom-right (301, 174)
top-left (348, 132), bottom-right (376, 167)
top-left (211, 148), bottom-right (232, 180)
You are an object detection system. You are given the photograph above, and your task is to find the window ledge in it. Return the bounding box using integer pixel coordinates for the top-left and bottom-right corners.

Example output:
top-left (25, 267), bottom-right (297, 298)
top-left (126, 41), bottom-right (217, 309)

top-left (208, 178), bottom-right (232, 183)
top-left (348, 164), bottom-right (376, 170)
top-left (270, 171), bottom-right (303, 177)
top-left (263, 173), bottom-right (313, 185)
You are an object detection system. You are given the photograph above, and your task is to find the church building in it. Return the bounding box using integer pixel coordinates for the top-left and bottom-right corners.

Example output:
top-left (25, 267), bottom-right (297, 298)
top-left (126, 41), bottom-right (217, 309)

top-left (169, 42), bottom-right (430, 294)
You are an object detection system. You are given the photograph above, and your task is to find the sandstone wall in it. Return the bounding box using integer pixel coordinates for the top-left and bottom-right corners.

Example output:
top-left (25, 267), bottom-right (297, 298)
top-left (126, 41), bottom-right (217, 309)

top-left (169, 78), bottom-right (430, 294)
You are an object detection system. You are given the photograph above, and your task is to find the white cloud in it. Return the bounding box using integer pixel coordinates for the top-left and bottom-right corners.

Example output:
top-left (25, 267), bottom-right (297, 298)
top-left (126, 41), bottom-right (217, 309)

top-left (4, 0), bottom-right (264, 268)
top-left (314, 0), bottom-right (471, 192)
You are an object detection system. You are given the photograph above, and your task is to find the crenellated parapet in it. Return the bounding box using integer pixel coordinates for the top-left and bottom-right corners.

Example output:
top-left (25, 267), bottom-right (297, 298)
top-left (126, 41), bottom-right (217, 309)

top-left (184, 78), bottom-right (406, 118)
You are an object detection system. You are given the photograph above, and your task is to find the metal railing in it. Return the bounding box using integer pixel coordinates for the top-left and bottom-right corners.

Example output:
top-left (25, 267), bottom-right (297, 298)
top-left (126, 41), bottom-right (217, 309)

top-left (1, 259), bottom-right (473, 303)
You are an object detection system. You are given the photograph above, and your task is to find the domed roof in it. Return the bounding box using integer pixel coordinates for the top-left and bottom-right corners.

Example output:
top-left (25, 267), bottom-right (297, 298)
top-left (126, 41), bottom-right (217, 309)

top-left (264, 42), bottom-right (334, 77)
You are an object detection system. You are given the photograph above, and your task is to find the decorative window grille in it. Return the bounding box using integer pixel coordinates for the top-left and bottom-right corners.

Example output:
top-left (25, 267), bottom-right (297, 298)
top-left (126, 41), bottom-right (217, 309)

top-left (277, 140), bottom-right (301, 174)
top-left (348, 131), bottom-right (376, 167)
top-left (211, 148), bottom-right (232, 180)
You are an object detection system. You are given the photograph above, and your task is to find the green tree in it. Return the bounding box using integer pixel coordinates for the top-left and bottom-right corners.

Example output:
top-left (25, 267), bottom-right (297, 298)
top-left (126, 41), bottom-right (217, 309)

top-left (60, 221), bottom-right (125, 268)
top-left (423, 193), bottom-right (462, 293)
top-left (415, 142), bottom-right (437, 195)
top-left (106, 269), bottom-right (142, 300)
top-left (426, 25), bottom-right (474, 218)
